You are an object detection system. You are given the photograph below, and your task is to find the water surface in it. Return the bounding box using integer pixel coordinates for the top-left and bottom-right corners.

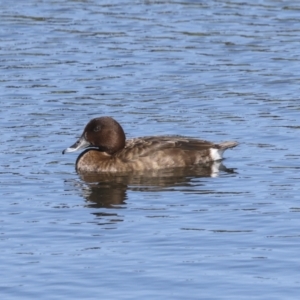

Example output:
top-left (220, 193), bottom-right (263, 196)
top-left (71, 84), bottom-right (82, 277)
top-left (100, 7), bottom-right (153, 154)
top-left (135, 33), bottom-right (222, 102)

top-left (1, 0), bottom-right (300, 299)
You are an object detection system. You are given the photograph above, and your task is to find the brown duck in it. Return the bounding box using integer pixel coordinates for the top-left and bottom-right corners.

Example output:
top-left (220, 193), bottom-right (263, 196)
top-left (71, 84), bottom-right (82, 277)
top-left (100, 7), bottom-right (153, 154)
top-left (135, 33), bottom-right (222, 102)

top-left (63, 117), bottom-right (238, 173)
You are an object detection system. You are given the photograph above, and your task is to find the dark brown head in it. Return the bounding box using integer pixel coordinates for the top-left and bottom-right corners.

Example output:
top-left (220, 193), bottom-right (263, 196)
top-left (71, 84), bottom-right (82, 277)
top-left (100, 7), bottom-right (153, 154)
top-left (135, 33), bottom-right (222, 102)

top-left (62, 117), bottom-right (126, 155)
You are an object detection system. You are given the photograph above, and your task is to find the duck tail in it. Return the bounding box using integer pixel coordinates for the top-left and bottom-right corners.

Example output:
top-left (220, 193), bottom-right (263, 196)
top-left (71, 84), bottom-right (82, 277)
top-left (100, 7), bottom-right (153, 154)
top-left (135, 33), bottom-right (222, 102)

top-left (209, 141), bottom-right (238, 161)
top-left (218, 141), bottom-right (239, 150)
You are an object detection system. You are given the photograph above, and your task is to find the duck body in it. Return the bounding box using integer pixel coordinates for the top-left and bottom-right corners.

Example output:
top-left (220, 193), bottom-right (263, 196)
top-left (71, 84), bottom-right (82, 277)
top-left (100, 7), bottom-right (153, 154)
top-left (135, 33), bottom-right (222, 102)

top-left (63, 117), bottom-right (238, 173)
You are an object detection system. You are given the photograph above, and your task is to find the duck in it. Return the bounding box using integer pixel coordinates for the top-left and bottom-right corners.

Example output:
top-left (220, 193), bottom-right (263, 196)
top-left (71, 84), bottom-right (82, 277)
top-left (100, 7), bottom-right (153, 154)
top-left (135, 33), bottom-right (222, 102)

top-left (62, 116), bottom-right (238, 173)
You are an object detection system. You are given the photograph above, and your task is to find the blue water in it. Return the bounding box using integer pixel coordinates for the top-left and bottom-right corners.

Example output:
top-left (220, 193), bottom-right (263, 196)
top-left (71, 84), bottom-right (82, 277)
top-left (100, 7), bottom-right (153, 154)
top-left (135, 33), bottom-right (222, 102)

top-left (1, 0), bottom-right (300, 299)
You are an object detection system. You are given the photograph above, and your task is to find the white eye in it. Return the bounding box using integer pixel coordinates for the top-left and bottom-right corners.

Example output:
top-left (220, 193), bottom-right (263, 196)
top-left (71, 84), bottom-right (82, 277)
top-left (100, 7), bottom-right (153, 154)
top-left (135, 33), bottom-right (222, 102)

top-left (93, 125), bottom-right (101, 132)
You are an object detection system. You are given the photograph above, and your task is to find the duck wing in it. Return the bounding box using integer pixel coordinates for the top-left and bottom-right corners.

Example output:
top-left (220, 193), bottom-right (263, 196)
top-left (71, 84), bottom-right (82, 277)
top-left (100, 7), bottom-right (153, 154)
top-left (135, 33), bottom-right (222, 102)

top-left (118, 136), bottom-right (218, 161)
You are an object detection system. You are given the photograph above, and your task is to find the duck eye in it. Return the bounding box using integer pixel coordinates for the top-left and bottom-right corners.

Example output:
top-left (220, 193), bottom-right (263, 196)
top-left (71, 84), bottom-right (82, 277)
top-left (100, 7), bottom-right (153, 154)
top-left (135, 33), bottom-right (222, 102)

top-left (93, 125), bottom-right (101, 132)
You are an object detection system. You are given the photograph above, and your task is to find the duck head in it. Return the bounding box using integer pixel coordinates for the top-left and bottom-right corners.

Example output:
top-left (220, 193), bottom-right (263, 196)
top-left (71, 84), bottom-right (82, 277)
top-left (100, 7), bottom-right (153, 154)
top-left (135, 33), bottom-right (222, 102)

top-left (62, 117), bottom-right (126, 155)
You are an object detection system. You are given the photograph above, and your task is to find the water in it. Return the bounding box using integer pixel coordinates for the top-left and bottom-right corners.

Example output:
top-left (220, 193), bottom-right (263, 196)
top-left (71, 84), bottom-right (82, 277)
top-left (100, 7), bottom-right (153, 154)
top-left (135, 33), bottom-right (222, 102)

top-left (1, 0), bottom-right (300, 299)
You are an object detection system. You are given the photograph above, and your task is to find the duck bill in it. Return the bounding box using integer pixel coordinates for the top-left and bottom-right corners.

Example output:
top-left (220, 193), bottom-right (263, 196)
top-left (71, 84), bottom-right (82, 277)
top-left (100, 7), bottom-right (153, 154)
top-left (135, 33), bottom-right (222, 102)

top-left (62, 135), bottom-right (90, 154)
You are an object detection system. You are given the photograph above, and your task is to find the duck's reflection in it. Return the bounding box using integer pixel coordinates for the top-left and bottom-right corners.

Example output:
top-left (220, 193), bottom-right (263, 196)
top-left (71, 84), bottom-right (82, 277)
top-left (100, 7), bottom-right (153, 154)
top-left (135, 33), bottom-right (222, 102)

top-left (83, 180), bottom-right (128, 208)
top-left (79, 162), bottom-right (236, 209)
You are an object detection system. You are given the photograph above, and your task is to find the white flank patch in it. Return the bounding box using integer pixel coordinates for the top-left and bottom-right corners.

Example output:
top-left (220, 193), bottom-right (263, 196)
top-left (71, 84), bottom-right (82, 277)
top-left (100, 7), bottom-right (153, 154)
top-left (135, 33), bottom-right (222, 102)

top-left (210, 148), bottom-right (224, 161)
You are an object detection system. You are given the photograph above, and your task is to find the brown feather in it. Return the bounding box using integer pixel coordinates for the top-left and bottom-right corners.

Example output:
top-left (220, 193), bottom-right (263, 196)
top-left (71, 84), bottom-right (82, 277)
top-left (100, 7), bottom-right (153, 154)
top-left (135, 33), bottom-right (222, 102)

top-left (63, 117), bottom-right (239, 173)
